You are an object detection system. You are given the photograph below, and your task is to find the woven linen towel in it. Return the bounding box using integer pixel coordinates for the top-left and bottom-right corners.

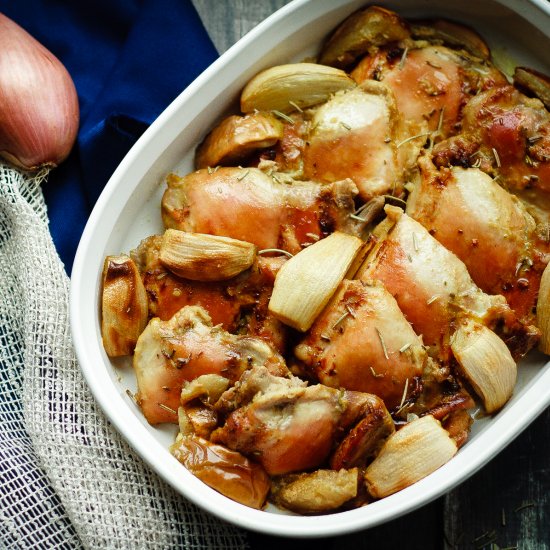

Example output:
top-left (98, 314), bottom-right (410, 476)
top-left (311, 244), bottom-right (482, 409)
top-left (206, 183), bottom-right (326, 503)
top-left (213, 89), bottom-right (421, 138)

top-left (0, 0), bottom-right (249, 547)
top-left (0, 166), bottom-right (249, 548)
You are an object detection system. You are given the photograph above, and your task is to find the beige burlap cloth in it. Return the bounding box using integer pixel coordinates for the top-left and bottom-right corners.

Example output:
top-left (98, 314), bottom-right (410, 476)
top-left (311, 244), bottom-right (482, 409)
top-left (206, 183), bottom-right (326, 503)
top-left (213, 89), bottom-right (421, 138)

top-left (0, 163), bottom-right (249, 549)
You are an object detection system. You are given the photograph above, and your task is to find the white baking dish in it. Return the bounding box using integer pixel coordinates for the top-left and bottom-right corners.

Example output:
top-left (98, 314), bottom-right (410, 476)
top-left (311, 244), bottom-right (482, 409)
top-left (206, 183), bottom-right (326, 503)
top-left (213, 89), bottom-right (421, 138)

top-left (70, 0), bottom-right (550, 537)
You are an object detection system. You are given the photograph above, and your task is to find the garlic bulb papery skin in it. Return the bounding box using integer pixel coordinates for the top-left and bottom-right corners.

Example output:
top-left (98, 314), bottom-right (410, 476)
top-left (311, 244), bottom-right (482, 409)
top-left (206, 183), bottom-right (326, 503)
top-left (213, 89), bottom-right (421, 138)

top-left (0, 13), bottom-right (79, 170)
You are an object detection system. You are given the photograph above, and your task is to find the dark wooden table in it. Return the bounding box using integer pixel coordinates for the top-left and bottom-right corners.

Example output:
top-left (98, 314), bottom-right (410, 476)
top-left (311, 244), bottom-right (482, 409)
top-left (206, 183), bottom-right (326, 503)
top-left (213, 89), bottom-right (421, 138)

top-left (191, 2), bottom-right (550, 548)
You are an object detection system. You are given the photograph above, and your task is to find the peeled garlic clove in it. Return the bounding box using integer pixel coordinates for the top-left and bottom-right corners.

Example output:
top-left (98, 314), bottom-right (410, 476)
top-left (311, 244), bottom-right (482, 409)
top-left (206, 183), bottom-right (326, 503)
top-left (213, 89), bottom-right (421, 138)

top-left (0, 13), bottom-right (79, 170)
top-left (240, 62), bottom-right (355, 114)
top-left (180, 374), bottom-right (230, 406)
top-left (514, 67), bottom-right (550, 111)
top-left (271, 468), bottom-right (359, 514)
top-left (101, 255), bottom-right (149, 357)
top-left (159, 229), bottom-right (256, 281)
top-left (364, 415), bottom-right (457, 499)
top-left (268, 231), bottom-right (363, 331)
top-left (195, 113), bottom-right (284, 169)
top-left (450, 318), bottom-right (517, 413)
top-left (410, 19), bottom-right (490, 60)
top-left (536, 261), bottom-right (550, 354)
top-left (318, 6), bottom-right (410, 69)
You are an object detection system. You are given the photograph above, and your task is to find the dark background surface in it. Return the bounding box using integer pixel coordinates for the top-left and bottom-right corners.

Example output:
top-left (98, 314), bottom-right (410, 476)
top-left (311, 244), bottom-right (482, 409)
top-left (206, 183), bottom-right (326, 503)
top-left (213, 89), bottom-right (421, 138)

top-left (191, 2), bottom-right (550, 548)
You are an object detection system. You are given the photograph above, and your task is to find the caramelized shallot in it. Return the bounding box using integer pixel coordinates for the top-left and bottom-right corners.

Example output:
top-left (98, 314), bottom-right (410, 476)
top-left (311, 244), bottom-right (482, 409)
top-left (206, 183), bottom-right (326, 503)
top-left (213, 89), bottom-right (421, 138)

top-left (171, 435), bottom-right (270, 509)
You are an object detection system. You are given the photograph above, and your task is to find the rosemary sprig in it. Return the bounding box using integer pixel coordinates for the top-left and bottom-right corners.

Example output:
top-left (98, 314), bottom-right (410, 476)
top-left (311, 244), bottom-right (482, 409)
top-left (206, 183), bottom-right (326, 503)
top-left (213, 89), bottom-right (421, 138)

top-left (332, 310), bottom-right (350, 329)
top-left (492, 147), bottom-right (501, 168)
top-left (398, 47), bottom-right (409, 69)
top-left (396, 131), bottom-right (432, 148)
top-left (272, 109), bottom-right (294, 124)
top-left (376, 327), bottom-right (389, 360)
top-left (258, 248), bottom-right (294, 258)
top-left (158, 403), bottom-right (177, 415)
top-left (370, 366), bottom-right (384, 378)
top-left (412, 232), bottom-right (419, 252)
top-left (237, 169), bottom-right (250, 181)
top-left (346, 305), bottom-right (357, 318)
top-left (396, 378), bottom-right (409, 412)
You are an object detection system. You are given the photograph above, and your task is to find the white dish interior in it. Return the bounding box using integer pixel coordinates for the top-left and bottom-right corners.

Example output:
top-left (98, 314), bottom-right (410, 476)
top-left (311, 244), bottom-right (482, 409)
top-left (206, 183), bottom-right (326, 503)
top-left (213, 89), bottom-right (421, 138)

top-left (70, 0), bottom-right (550, 537)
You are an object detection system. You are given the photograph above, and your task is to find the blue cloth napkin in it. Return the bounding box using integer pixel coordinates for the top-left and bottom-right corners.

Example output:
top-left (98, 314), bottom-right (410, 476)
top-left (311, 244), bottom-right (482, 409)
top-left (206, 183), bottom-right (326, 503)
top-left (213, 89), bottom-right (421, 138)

top-left (0, 0), bottom-right (218, 274)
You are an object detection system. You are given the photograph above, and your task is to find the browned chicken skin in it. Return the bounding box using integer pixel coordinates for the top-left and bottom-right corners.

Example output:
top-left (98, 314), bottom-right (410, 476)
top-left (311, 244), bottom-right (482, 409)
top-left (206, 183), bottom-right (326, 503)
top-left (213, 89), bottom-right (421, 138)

top-left (162, 167), bottom-right (360, 254)
top-left (131, 235), bottom-right (288, 352)
top-left (407, 155), bottom-right (545, 330)
top-left (433, 84), bottom-right (550, 227)
top-left (351, 44), bottom-right (507, 140)
top-left (295, 279), bottom-right (426, 410)
top-left (357, 206), bottom-right (535, 360)
top-left (133, 306), bottom-right (288, 424)
top-left (212, 366), bottom-right (394, 476)
top-left (302, 82), bottom-right (404, 200)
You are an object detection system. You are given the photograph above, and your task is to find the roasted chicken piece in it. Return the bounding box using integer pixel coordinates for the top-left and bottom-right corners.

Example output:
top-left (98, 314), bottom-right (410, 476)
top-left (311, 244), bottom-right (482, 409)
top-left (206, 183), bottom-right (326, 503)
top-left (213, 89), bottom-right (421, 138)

top-left (212, 366), bottom-right (394, 475)
top-left (295, 279), bottom-right (426, 411)
top-left (161, 167), bottom-right (360, 254)
top-left (320, 5), bottom-right (502, 143)
top-left (132, 235), bottom-right (240, 328)
top-left (295, 277), bottom-right (477, 423)
top-left (133, 306), bottom-right (288, 424)
top-left (357, 206), bottom-right (535, 360)
top-left (351, 43), bottom-right (507, 164)
top-left (131, 234), bottom-right (288, 352)
top-left (301, 82), bottom-right (403, 200)
top-left (433, 84), bottom-right (550, 226)
top-left (245, 81), bottom-right (406, 201)
top-left (407, 155), bottom-right (545, 329)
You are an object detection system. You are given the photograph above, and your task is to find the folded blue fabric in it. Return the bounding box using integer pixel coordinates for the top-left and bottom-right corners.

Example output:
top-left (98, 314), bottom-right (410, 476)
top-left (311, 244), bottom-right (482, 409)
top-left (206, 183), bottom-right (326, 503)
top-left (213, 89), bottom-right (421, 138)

top-left (0, 0), bottom-right (218, 273)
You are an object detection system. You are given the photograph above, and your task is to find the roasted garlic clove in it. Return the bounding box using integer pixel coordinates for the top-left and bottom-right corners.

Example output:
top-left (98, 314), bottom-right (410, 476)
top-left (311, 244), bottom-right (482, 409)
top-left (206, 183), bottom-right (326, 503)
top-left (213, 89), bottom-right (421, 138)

top-left (318, 5), bottom-right (410, 69)
top-left (240, 62), bottom-right (355, 114)
top-left (410, 19), bottom-right (490, 60)
top-left (195, 112), bottom-right (284, 169)
top-left (450, 319), bottom-right (517, 413)
top-left (514, 66), bottom-right (550, 111)
top-left (271, 468), bottom-right (360, 514)
top-left (268, 231), bottom-right (364, 331)
top-left (180, 374), bottom-right (230, 406)
top-left (364, 415), bottom-right (457, 499)
top-left (101, 254), bottom-right (148, 357)
top-left (159, 229), bottom-right (256, 281)
top-left (536, 261), bottom-right (550, 354)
